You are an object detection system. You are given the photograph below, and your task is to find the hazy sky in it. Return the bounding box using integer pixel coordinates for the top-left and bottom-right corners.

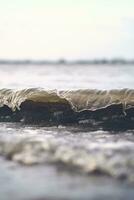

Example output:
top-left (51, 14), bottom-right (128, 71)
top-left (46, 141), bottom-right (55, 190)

top-left (0, 0), bottom-right (134, 59)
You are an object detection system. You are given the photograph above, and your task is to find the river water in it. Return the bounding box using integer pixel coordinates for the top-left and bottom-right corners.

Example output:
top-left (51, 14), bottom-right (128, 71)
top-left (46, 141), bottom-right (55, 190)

top-left (0, 64), bottom-right (134, 200)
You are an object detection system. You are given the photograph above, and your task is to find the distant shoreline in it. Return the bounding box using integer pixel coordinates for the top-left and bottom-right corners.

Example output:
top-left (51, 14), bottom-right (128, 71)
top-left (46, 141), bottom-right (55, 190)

top-left (0, 59), bottom-right (134, 65)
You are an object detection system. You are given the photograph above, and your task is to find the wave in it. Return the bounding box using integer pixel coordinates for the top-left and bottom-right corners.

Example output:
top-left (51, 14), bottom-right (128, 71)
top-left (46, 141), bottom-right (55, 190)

top-left (0, 88), bottom-right (134, 130)
top-left (0, 132), bottom-right (134, 184)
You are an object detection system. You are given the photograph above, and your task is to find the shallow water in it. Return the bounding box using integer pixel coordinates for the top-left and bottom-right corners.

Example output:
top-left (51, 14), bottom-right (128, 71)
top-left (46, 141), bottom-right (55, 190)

top-left (0, 64), bottom-right (134, 200)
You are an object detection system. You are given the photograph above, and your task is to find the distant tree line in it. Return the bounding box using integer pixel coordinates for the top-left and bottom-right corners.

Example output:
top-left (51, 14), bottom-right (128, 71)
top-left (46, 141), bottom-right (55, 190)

top-left (0, 59), bottom-right (134, 65)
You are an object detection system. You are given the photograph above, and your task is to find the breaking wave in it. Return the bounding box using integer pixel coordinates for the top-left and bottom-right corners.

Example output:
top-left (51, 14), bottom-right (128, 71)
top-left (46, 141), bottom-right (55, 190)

top-left (0, 88), bottom-right (134, 130)
top-left (0, 130), bottom-right (134, 184)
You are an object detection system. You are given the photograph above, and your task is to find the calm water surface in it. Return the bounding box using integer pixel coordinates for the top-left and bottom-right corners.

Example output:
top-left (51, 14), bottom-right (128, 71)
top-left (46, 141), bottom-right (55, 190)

top-left (0, 64), bottom-right (134, 89)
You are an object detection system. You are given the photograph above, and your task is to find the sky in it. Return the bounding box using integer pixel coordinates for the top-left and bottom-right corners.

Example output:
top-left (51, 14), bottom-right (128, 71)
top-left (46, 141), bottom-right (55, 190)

top-left (0, 0), bottom-right (134, 59)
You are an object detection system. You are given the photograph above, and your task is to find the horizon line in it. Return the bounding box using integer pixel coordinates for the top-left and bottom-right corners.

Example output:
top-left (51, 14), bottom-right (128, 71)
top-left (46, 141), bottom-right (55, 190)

top-left (0, 58), bottom-right (134, 65)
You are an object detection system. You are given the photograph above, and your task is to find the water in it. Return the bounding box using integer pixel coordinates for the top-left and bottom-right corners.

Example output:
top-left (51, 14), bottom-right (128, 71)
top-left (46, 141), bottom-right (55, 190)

top-left (1, 64), bottom-right (134, 89)
top-left (0, 64), bottom-right (134, 200)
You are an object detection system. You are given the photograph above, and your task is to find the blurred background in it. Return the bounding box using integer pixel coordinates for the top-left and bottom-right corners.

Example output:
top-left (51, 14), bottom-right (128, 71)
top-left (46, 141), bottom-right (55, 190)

top-left (0, 0), bottom-right (134, 90)
top-left (0, 0), bottom-right (134, 60)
